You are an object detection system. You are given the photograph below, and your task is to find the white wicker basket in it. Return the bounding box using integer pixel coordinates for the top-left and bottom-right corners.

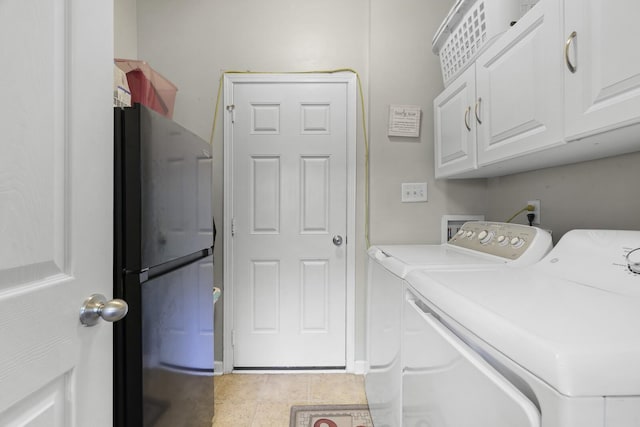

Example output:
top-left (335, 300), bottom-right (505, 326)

top-left (432, 0), bottom-right (535, 86)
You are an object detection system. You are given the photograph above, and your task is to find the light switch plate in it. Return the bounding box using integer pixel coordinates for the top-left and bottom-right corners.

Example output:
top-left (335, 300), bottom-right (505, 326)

top-left (402, 182), bottom-right (427, 202)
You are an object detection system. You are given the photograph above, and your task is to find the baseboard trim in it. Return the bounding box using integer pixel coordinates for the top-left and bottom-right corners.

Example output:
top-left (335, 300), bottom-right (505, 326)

top-left (213, 360), bottom-right (224, 376)
top-left (352, 360), bottom-right (368, 375)
top-left (215, 360), bottom-right (368, 375)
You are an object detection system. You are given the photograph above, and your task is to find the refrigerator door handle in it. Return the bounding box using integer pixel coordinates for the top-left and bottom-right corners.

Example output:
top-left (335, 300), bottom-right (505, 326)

top-left (139, 268), bottom-right (149, 283)
top-left (127, 248), bottom-right (212, 283)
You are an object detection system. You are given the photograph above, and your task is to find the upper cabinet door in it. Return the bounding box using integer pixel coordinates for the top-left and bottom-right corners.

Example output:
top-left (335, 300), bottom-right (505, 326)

top-left (434, 66), bottom-right (477, 179)
top-left (475, 0), bottom-right (564, 167)
top-left (564, 0), bottom-right (640, 140)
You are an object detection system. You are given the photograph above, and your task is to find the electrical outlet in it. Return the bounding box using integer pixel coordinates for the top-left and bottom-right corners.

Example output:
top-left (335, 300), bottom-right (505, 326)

top-left (402, 182), bottom-right (428, 202)
top-left (527, 199), bottom-right (541, 224)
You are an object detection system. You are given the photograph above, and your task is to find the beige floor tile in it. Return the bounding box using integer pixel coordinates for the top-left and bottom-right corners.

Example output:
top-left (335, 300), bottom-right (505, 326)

top-left (258, 374), bottom-right (310, 403)
top-left (215, 374), bottom-right (269, 402)
top-left (308, 374), bottom-right (368, 404)
top-left (250, 401), bottom-right (292, 427)
top-left (211, 373), bottom-right (367, 425)
top-left (213, 400), bottom-right (258, 427)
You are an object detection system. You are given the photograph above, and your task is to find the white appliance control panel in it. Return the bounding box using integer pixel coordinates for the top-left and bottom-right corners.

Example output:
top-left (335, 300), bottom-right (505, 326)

top-left (537, 229), bottom-right (640, 295)
top-left (448, 221), bottom-right (552, 264)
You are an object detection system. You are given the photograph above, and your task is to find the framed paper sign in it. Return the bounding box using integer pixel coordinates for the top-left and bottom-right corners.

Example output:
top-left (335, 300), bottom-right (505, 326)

top-left (388, 104), bottom-right (421, 137)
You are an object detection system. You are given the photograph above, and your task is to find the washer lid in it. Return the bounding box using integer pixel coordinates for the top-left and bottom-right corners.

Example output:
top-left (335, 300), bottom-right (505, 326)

top-left (368, 244), bottom-right (503, 278)
top-left (406, 230), bottom-right (640, 397)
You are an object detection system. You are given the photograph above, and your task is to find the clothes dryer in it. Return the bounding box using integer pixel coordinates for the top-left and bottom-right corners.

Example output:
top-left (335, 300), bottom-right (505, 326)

top-left (404, 229), bottom-right (640, 427)
top-left (366, 221), bottom-right (552, 427)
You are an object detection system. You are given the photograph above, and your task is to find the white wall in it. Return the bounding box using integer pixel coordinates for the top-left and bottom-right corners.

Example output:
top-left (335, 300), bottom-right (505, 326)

top-left (486, 151), bottom-right (640, 241)
top-left (114, 0), bottom-right (137, 59)
top-left (369, 0), bottom-right (487, 245)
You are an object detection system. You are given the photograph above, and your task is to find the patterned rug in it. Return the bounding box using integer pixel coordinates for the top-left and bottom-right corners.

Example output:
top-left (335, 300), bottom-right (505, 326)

top-left (289, 404), bottom-right (373, 427)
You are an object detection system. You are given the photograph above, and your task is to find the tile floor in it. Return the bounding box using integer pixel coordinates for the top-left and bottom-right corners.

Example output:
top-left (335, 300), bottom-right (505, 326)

top-left (212, 373), bottom-right (369, 427)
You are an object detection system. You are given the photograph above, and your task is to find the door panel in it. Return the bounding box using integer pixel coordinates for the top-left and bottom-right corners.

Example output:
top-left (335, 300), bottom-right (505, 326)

top-left (476, 0), bottom-right (563, 166)
top-left (300, 260), bottom-right (330, 331)
top-left (565, 0), bottom-right (640, 138)
top-left (301, 156), bottom-right (330, 233)
top-left (0, 376), bottom-right (67, 427)
top-left (251, 260), bottom-right (280, 331)
top-left (251, 157), bottom-right (280, 233)
top-left (230, 80), bottom-right (349, 367)
top-left (434, 66), bottom-right (477, 178)
top-left (0, 0), bottom-right (113, 424)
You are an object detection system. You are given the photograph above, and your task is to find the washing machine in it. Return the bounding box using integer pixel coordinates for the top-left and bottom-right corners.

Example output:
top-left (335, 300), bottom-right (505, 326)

top-left (404, 229), bottom-right (640, 427)
top-left (366, 221), bottom-right (552, 427)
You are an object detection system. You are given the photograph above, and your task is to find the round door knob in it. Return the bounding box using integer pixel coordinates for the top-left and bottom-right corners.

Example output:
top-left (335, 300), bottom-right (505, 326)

top-left (80, 294), bottom-right (128, 327)
top-left (333, 235), bottom-right (343, 246)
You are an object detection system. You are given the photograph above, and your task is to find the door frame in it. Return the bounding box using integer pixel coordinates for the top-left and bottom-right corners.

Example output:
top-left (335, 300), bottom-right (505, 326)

top-left (222, 72), bottom-right (357, 373)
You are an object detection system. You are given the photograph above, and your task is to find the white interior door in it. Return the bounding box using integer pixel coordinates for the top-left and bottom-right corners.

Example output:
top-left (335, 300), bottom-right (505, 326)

top-left (225, 74), bottom-right (355, 368)
top-left (0, 0), bottom-right (115, 425)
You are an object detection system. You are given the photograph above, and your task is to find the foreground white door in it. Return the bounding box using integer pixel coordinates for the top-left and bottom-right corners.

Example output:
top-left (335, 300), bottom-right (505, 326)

top-left (224, 74), bottom-right (356, 369)
top-left (0, 0), bottom-right (114, 425)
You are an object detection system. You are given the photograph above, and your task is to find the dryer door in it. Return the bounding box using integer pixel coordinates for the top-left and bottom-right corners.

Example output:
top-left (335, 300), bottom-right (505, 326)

top-left (403, 288), bottom-right (540, 427)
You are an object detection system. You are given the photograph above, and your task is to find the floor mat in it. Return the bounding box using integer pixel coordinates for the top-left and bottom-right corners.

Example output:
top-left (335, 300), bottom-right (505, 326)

top-left (289, 404), bottom-right (373, 427)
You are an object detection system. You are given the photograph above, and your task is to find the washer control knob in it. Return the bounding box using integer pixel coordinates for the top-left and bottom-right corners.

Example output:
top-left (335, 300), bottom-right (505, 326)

top-left (465, 230), bottom-right (474, 238)
top-left (478, 230), bottom-right (493, 244)
top-left (497, 235), bottom-right (508, 246)
top-left (510, 237), bottom-right (525, 248)
top-left (457, 229), bottom-right (465, 236)
top-left (627, 248), bottom-right (640, 274)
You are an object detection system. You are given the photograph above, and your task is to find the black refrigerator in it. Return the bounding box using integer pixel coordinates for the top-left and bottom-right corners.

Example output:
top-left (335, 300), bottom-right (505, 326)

top-left (114, 104), bottom-right (215, 427)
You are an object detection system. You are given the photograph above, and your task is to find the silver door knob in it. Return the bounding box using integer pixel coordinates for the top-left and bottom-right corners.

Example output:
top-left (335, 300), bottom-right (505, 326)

top-left (332, 235), bottom-right (343, 246)
top-left (80, 294), bottom-right (128, 327)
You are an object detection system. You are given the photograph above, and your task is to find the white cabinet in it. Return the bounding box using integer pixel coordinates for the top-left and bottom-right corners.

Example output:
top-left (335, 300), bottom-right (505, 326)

top-left (434, 0), bottom-right (640, 179)
top-left (434, 66), bottom-right (477, 178)
top-left (564, 0), bottom-right (640, 140)
top-left (475, 0), bottom-right (563, 167)
top-left (434, 0), bottom-right (563, 178)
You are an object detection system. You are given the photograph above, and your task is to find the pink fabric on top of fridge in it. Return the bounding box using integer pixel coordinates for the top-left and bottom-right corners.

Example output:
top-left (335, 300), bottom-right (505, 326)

top-left (115, 59), bottom-right (178, 119)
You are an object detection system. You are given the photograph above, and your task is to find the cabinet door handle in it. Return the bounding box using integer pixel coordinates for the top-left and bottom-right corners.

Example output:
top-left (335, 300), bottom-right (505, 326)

top-left (565, 31), bottom-right (577, 73)
top-left (475, 98), bottom-right (482, 124)
top-left (464, 106), bottom-right (471, 131)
